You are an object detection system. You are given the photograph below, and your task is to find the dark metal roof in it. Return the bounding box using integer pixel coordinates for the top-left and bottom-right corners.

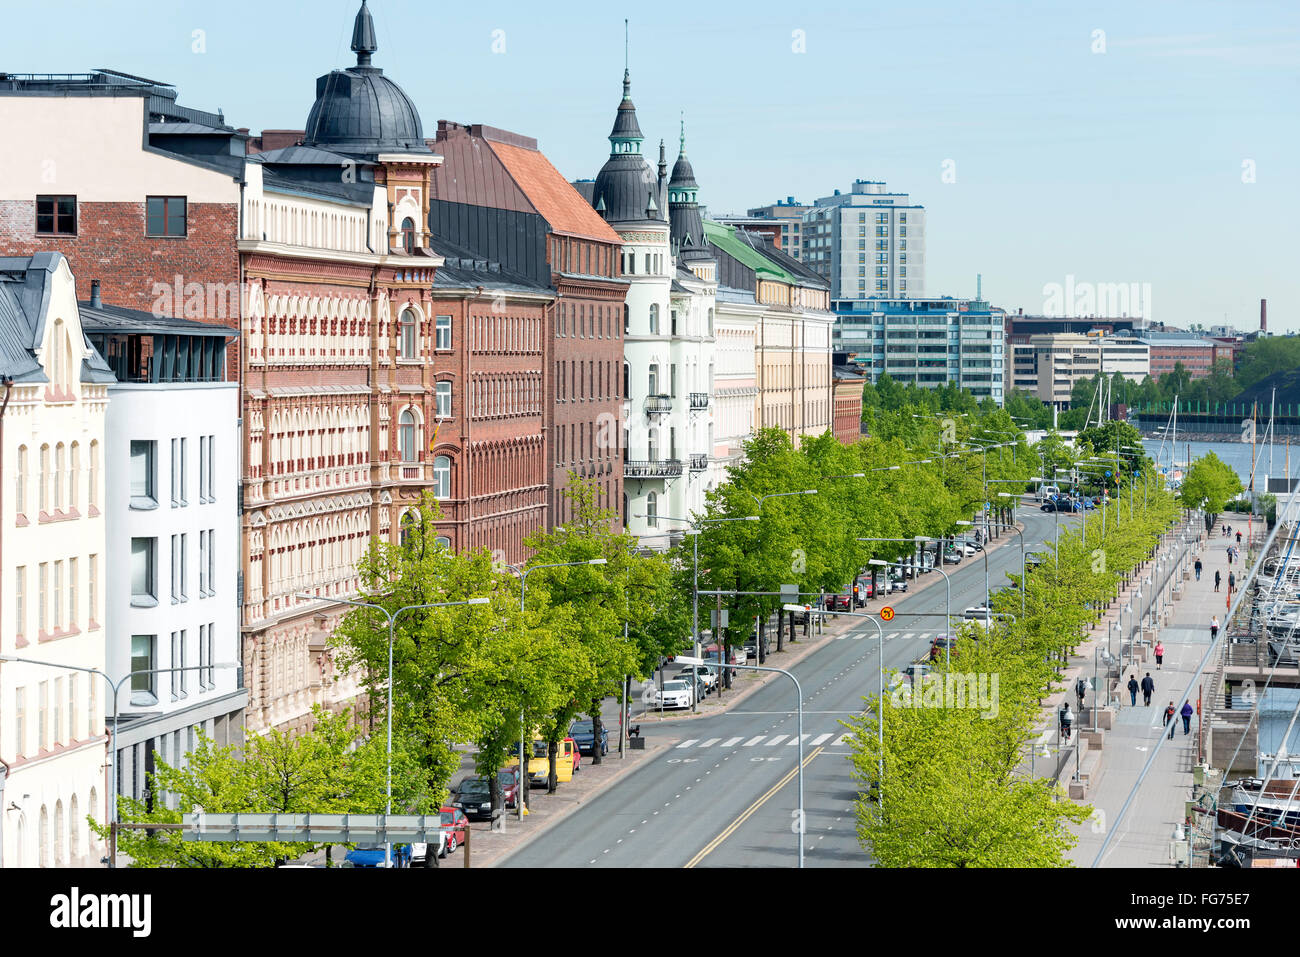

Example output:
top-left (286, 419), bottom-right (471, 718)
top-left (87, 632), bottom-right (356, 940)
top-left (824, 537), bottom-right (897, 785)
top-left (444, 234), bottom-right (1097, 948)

top-left (427, 236), bottom-right (552, 296)
top-left (301, 2), bottom-right (430, 158)
top-left (609, 71), bottom-right (643, 140)
top-left (0, 253), bottom-right (114, 384)
top-left (590, 70), bottom-right (665, 226)
top-left (250, 145), bottom-right (372, 167)
top-left (78, 302), bottom-right (237, 338)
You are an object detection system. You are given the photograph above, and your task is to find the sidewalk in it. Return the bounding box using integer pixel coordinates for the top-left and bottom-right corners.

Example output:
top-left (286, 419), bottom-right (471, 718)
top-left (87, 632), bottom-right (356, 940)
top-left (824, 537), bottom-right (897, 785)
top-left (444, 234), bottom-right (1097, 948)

top-left (1052, 513), bottom-right (1252, 867)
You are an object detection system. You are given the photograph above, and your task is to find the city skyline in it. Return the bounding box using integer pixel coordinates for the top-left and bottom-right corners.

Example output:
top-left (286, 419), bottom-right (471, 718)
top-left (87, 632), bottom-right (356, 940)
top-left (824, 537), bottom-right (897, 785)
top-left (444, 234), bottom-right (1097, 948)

top-left (4, 0), bottom-right (1295, 333)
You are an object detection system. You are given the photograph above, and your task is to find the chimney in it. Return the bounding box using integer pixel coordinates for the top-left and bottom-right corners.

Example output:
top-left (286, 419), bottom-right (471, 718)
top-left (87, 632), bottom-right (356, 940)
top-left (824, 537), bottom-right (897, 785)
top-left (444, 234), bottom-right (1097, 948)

top-left (1260, 298), bottom-right (1267, 332)
top-left (90, 279), bottom-right (102, 310)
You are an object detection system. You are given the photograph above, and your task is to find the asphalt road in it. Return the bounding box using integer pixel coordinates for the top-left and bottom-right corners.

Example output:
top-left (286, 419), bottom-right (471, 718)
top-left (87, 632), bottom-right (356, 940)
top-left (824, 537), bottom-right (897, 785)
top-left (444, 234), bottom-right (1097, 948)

top-left (499, 503), bottom-right (1076, 868)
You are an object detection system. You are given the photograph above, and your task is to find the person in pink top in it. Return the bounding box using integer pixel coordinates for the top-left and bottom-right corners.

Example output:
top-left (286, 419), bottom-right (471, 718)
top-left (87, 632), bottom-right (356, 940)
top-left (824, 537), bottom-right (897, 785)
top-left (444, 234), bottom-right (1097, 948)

top-left (1154, 640), bottom-right (1165, 669)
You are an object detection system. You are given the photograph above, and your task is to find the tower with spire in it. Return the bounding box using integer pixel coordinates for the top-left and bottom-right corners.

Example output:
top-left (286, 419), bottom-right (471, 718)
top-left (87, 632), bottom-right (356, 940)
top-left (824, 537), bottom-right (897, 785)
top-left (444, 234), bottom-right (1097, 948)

top-left (668, 115), bottom-right (714, 277)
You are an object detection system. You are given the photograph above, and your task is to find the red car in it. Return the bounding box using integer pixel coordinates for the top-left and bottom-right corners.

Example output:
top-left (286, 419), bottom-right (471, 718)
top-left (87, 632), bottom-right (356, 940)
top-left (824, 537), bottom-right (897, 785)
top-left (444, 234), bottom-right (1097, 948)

top-left (824, 593), bottom-right (851, 611)
top-left (439, 806), bottom-right (469, 853)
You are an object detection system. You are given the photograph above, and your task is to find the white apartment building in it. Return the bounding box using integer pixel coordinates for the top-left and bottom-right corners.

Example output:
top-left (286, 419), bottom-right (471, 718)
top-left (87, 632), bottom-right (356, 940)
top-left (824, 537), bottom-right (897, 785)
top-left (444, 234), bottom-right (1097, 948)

top-left (1010, 332), bottom-right (1151, 408)
top-left (1, 253), bottom-right (113, 868)
top-left (804, 180), bottom-right (926, 300)
top-left (83, 301), bottom-right (245, 811)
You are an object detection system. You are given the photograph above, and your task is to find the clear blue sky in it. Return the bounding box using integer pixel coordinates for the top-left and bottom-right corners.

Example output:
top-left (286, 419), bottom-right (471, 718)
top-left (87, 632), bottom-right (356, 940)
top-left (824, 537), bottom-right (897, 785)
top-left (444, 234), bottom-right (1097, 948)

top-left (7, 0), bottom-right (1297, 331)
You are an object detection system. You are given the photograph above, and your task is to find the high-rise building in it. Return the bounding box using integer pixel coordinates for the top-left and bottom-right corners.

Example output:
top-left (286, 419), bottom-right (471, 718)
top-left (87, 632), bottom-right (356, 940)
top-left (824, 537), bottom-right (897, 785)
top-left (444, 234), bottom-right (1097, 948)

top-left (718, 197), bottom-right (812, 261)
top-left (804, 181), bottom-right (925, 300)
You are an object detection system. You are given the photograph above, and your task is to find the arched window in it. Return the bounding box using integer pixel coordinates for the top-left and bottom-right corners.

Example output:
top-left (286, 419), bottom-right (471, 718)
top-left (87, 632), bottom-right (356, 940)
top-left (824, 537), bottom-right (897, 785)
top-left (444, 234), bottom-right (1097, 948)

top-left (39, 805), bottom-right (48, 868)
top-left (648, 364), bottom-right (659, 396)
top-left (708, 307), bottom-right (715, 337)
top-left (434, 536), bottom-right (451, 550)
top-left (397, 410), bottom-right (418, 463)
top-left (15, 444), bottom-right (27, 515)
top-left (646, 491), bottom-right (658, 528)
top-left (433, 455), bottom-right (451, 498)
top-left (649, 304), bottom-right (659, 335)
top-left (55, 800), bottom-right (65, 866)
top-left (39, 444), bottom-right (50, 513)
top-left (69, 442), bottom-right (79, 510)
top-left (398, 308), bottom-right (417, 359)
top-left (399, 509), bottom-right (419, 547)
top-left (401, 217), bottom-right (416, 253)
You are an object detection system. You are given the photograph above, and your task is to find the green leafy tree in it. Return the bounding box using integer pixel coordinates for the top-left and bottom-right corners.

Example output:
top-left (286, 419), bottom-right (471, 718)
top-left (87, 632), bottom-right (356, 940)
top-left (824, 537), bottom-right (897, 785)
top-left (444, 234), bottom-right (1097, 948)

top-left (1180, 452), bottom-right (1244, 530)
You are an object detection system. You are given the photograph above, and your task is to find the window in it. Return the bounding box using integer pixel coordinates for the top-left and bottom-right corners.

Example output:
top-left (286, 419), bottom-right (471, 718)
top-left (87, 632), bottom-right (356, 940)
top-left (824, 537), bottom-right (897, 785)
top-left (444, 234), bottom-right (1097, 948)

top-left (14, 687), bottom-right (25, 757)
top-left (89, 441), bottom-right (99, 510)
top-left (53, 677), bottom-right (62, 745)
top-left (15, 444), bottom-right (27, 515)
top-left (38, 563), bottom-right (48, 633)
top-left (131, 538), bottom-right (156, 606)
top-left (646, 492), bottom-right (658, 528)
top-left (171, 534), bottom-right (187, 602)
top-left (146, 196), bottom-right (187, 236)
top-left (199, 530), bottom-right (212, 598)
top-left (435, 382), bottom-right (452, 419)
top-left (36, 195), bottom-right (77, 235)
top-left (15, 566), bottom-right (25, 640)
top-left (398, 410), bottom-right (418, 463)
top-left (435, 315), bottom-right (451, 350)
top-left (648, 364), bottom-right (659, 396)
top-left (432, 455), bottom-right (451, 498)
top-left (38, 682), bottom-right (48, 750)
top-left (39, 445), bottom-right (49, 512)
top-left (68, 676), bottom-right (77, 743)
top-left (401, 217), bottom-right (416, 253)
top-left (53, 561), bottom-right (63, 629)
top-left (624, 304), bottom-right (630, 334)
top-left (171, 630), bottom-right (188, 698)
top-left (670, 364), bottom-right (677, 398)
top-left (131, 636), bottom-right (156, 705)
top-left (130, 440), bottom-right (156, 508)
top-left (53, 444), bottom-right (64, 509)
top-left (69, 443), bottom-right (79, 509)
top-left (649, 304), bottom-right (659, 335)
top-left (199, 623), bottom-right (212, 690)
top-left (170, 437), bottom-right (188, 507)
top-left (434, 536), bottom-right (451, 550)
top-left (88, 554), bottom-right (97, 625)
top-left (398, 308), bottom-right (418, 359)
top-left (707, 308), bottom-right (714, 337)
top-left (68, 556), bottom-right (77, 626)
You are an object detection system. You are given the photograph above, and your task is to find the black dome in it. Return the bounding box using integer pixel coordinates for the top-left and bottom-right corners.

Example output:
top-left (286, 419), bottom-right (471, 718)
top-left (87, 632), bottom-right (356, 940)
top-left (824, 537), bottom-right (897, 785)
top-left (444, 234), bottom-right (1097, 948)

top-left (670, 154), bottom-right (698, 190)
top-left (302, 2), bottom-right (429, 158)
top-left (593, 153), bottom-right (661, 225)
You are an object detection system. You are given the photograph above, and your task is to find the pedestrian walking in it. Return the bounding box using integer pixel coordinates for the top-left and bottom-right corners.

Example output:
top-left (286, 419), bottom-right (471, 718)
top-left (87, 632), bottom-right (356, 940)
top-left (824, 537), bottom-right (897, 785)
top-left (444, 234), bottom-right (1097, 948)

top-left (1228, 571), bottom-right (1236, 594)
top-left (1127, 674), bottom-right (1139, 707)
top-left (1194, 557), bottom-right (1203, 581)
top-left (1060, 701), bottom-right (1074, 742)
top-left (1181, 700), bottom-right (1194, 735)
top-left (1236, 530), bottom-right (1242, 544)
top-left (1221, 523), bottom-right (1226, 536)
top-left (1154, 640), bottom-right (1165, 669)
top-left (1210, 615), bottom-right (1220, 640)
top-left (1214, 570), bottom-right (1221, 592)
top-left (1226, 545), bottom-right (1233, 566)
top-left (1141, 672), bottom-right (1155, 706)
top-left (1164, 701), bottom-right (1176, 739)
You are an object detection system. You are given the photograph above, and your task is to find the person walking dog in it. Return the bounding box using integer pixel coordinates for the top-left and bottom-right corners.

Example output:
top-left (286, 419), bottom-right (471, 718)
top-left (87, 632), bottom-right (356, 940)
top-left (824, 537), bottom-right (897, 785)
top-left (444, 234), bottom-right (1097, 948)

top-left (1154, 640), bottom-right (1165, 669)
top-left (1181, 700), bottom-right (1194, 735)
top-left (1141, 672), bottom-right (1155, 706)
top-left (1127, 674), bottom-right (1139, 707)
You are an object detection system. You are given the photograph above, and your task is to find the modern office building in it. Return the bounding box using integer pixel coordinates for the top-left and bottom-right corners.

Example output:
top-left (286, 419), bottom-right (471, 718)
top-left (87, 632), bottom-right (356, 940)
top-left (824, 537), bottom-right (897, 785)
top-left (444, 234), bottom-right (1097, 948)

top-left (83, 299), bottom-right (245, 808)
top-left (804, 181), bottom-right (925, 299)
top-left (834, 297), bottom-right (1005, 405)
top-left (1008, 332), bottom-right (1151, 408)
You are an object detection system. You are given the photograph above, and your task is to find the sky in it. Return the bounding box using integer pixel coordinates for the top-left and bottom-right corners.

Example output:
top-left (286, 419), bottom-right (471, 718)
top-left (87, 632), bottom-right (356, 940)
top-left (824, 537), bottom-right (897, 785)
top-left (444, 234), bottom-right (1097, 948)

top-left (5, 0), bottom-right (1297, 332)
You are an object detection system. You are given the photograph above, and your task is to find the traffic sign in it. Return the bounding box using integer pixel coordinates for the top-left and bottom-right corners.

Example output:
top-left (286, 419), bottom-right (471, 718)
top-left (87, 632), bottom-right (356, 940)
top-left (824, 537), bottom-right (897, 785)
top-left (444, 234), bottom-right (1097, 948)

top-left (881, 606), bottom-right (895, 621)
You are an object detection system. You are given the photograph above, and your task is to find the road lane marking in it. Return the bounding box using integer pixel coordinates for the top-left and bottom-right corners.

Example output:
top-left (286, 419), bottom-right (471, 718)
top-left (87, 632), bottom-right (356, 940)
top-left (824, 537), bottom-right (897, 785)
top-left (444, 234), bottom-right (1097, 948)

top-left (699, 738), bottom-right (720, 748)
top-left (677, 739), bottom-right (698, 749)
top-left (785, 734), bottom-right (810, 746)
top-left (832, 733), bottom-right (854, 746)
top-left (684, 746), bottom-right (825, 869)
top-left (721, 737), bottom-right (742, 747)
top-left (810, 733), bottom-right (833, 746)
top-left (742, 735), bottom-right (764, 747)
top-left (766, 735), bottom-right (788, 746)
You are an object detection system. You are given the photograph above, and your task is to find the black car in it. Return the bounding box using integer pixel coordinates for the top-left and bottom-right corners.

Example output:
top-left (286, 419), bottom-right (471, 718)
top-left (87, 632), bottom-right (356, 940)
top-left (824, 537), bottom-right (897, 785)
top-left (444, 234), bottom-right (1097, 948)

top-left (452, 777), bottom-right (496, 820)
top-left (568, 718), bottom-right (609, 756)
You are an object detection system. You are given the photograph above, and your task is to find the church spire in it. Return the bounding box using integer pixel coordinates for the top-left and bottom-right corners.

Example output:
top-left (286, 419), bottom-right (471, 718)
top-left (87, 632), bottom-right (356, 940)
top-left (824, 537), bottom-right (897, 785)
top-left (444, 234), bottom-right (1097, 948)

top-left (680, 112), bottom-right (686, 157)
top-left (351, 0), bottom-right (378, 67)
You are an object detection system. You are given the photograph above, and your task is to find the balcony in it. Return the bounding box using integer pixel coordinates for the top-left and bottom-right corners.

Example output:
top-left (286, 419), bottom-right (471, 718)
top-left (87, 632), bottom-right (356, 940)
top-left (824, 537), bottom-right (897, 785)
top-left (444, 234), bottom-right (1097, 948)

top-left (689, 453), bottom-right (708, 472)
top-left (688, 392), bottom-right (710, 410)
top-left (625, 459), bottom-right (684, 478)
top-left (644, 394), bottom-right (673, 415)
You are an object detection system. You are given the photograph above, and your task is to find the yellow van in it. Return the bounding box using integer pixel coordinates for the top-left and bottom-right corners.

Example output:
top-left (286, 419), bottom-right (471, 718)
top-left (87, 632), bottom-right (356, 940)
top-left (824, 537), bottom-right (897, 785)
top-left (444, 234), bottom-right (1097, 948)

top-left (505, 737), bottom-right (578, 786)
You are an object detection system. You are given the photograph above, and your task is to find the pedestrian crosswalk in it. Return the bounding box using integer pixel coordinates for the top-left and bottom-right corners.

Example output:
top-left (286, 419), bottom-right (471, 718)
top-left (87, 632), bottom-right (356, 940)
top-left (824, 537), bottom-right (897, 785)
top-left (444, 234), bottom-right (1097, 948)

top-left (674, 731), bottom-right (856, 750)
top-left (837, 630), bottom-right (943, 643)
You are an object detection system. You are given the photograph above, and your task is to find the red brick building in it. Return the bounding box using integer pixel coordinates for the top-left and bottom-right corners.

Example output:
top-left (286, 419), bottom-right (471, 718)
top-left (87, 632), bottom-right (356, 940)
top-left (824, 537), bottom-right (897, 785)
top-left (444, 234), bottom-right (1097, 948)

top-left (429, 122), bottom-right (627, 526)
top-left (1138, 332), bottom-right (1216, 379)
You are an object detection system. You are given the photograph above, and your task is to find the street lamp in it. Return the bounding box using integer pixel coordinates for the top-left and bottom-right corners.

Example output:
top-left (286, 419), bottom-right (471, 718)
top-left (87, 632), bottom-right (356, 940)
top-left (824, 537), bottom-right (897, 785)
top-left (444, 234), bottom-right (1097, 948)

top-left (297, 591), bottom-right (489, 862)
top-left (0, 655), bottom-right (238, 868)
top-left (996, 491), bottom-right (1028, 615)
top-left (955, 520), bottom-right (991, 613)
top-left (754, 489), bottom-right (819, 508)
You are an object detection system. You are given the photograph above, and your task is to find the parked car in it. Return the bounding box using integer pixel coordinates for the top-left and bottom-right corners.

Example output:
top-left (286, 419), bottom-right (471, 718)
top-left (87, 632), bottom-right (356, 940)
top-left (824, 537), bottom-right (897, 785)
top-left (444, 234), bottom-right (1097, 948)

top-left (955, 540), bottom-right (979, 557)
top-left (569, 718), bottom-right (610, 756)
top-left (453, 771), bottom-right (518, 819)
top-left (504, 737), bottom-right (580, 786)
top-left (654, 680), bottom-right (695, 710)
top-left (963, 604), bottom-right (992, 622)
top-left (674, 664), bottom-right (717, 692)
top-left (673, 671), bottom-right (709, 702)
top-left (903, 661), bottom-right (931, 683)
top-left (439, 807), bottom-right (469, 854)
top-left (824, 592), bottom-right (851, 611)
top-left (942, 548), bottom-right (962, 564)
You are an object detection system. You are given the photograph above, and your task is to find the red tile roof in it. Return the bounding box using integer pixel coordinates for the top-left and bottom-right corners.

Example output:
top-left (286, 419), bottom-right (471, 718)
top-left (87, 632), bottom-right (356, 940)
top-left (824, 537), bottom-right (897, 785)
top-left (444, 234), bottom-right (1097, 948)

top-left (486, 140), bottom-right (622, 245)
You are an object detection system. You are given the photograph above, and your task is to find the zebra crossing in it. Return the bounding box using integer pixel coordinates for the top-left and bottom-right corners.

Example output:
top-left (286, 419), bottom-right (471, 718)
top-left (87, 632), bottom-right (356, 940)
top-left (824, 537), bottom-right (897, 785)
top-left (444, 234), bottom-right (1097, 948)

top-left (837, 630), bottom-right (941, 643)
top-left (674, 731), bottom-right (856, 750)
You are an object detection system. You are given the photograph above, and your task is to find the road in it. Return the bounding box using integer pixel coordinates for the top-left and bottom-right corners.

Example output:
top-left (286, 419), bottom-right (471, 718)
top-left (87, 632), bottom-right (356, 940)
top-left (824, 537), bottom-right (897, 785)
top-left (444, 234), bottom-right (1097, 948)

top-left (499, 503), bottom-right (1075, 868)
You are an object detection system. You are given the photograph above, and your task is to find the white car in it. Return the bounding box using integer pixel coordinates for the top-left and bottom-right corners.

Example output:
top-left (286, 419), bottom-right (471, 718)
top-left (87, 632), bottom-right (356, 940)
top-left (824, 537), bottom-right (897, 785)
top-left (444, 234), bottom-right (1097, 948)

top-left (674, 665), bottom-right (718, 692)
top-left (654, 680), bottom-right (695, 710)
top-left (956, 541), bottom-right (979, 557)
top-left (409, 828), bottom-right (448, 865)
top-left (963, 605), bottom-right (992, 624)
